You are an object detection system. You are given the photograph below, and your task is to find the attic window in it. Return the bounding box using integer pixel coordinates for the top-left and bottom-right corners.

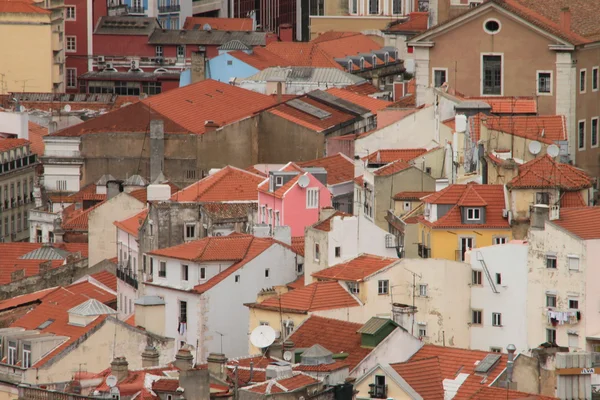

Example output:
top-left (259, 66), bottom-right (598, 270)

top-left (483, 19), bottom-right (501, 34)
top-left (37, 319), bottom-right (55, 330)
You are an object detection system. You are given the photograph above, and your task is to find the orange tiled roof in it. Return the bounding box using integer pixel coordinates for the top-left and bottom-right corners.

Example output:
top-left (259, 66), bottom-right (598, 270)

top-left (28, 121), bottom-right (47, 156)
top-left (62, 201), bottom-right (105, 231)
top-left (325, 88), bottom-right (392, 113)
top-left (421, 184), bottom-right (509, 229)
top-left (298, 153), bottom-right (354, 185)
top-left (288, 316), bottom-right (374, 370)
top-left (0, 0), bottom-right (50, 13)
top-left (0, 287), bottom-right (58, 311)
top-left (252, 281), bottom-right (360, 312)
top-left (264, 42), bottom-right (340, 69)
top-left (442, 117), bottom-right (455, 130)
top-left (257, 163), bottom-right (307, 199)
top-left (182, 17), bottom-right (253, 31)
top-left (0, 138), bottom-right (29, 152)
top-left (364, 148), bottom-right (428, 164)
top-left (114, 209), bottom-right (148, 238)
top-left (560, 191), bottom-right (587, 208)
top-left (247, 373), bottom-right (320, 394)
top-left (287, 274), bottom-right (305, 290)
top-left (478, 114), bottom-right (566, 143)
top-left (90, 271), bottom-right (117, 291)
top-left (269, 96), bottom-right (356, 132)
top-left (404, 344), bottom-right (508, 400)
top-left (354, 175), bottom-right (364, 187)
top-left (171, 166), bottom-right (263, 202)
top-left (463, 96), bottom-right (537, 114)
top-left (342, 82), bottom-right (380, 96)
top-left (67, 280), bottom-right (116, 304)
top-left (311, 31), bottom-right (360, 43)
top-left (467, 387), bottom-right (558, 400)
top-left (152, 379), bottom-right (179, 392)
top-left (373, 159), bottom-right (412, 176)
top-left (291, 236), bottom-right (305, 257)
top-left (508, 155), bottom-right (593, 190)
top-left (387, 12), bottom-right (429, 33)
top-left (294, 360), bottom-right (349, 372)
top-left (246, 165), bottom-right (268, 177)
top-left (549, 207), bottom-right (600, 240)
top-left (94, 365), bottom-right (178, 396)
top-left (312, 211), bottom-right (352, 232)
top-left (227, 355), bottom-right (277, 385)
top-left (393, 191), bottom-right (434, 201)
top-left (125, 314), bottom-right (136, 326)
top-left (312, 254), bottom-right (397, 282)
top-left (229, 47), bottom-right (291, 70)
top-left (391, 356), bottom-right (444, 400)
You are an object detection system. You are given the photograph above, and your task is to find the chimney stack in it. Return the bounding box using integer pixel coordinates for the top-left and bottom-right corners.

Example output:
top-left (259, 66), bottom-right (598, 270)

top-left (111, 357), bottom-right (129, 382)
top-left (191, 52), bottom-right (206, 84)
top-left (560, 7), bottom-right (571, 32)
top-left (106, 180), bottom-right (124, 200)
top-left (207, 353), bottom-right (228, 381)
top-left (174, 347), bottom-right (194, 371)
top-left (142, 345), bottom-right (160, 368)
top-left (150, 120), bottom-right (165, 183)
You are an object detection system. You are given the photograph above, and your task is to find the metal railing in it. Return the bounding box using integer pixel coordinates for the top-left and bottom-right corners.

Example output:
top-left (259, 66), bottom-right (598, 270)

top-left (158, 4), bottom-right (180, 12)
top-left (1, 155), bottom-right (36, 175)
top-left (19, 386), bottom-right (102, 400)
top-left (116, 265), bottom-right (138, 289)
top-left (368, 384), bottom-right (387, 399)
top-left (127, 5), bottom-right (145, 13)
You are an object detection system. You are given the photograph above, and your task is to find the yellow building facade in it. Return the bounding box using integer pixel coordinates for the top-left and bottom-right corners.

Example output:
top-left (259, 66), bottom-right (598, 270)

top-left (0, 0), bottom-right (63, 94)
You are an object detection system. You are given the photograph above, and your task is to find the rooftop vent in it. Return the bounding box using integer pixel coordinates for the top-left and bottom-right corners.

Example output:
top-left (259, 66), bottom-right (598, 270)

top-left (68, 299), bottom-right (117, 327)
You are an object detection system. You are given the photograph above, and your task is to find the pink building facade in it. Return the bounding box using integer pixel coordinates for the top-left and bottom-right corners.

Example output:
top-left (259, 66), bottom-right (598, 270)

top-left (258, 163), bottom-right (331, 236)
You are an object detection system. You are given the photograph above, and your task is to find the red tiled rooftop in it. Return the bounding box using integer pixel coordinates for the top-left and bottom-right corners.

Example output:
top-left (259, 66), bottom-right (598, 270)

top-left (325, 88), bottom-right (392, 114)
top-left (171, 166), bottom-right (263, 202)
top-left (311, 31), bottom-right (360, 43)
top-left (364, 148), bottom-right (428, 164)
top-left (152, 379), bottom-right (179, 392)
top-left (342, 82), bottom-right (380, 96)
top-left (114, 209), bottom-right (148, 238)
top-left (464, 96), bottom-right (537, 114)
top-left (468, 387), bottom-right (558, 400)
top-left (0, 138), bottom-right (29, 152)
top-left (28, 121), bottom-right (47, 156)
top-left (229, 47), bottom-right (291, 70)
top-left (247, 373), bottom-right (320, 394)
top-left (479, 114), bottom-right (566, 143)
top-left (421, 184), bottom-right (509, 229)
top-left (550, 207), bottom-right (600, 240)
top-left (560, 191), bottom-right (587, 208)
top-left (182, 17), bottom-right (253, 31)
top-left (393, 191), bottom-right (434, 201)
top-left (294, 360), bottom-right (349, 372)
top-left (287, 274), bottom-right (305, 290)
top-left (94, 365), bottom-right (177, 396)
top-left (0, 0), bottom-right (50, 13)
top-left (391, 356), bottom-right (444, 400)
top-left (67, 280), bottom-right (116, 304)
top-left (312, 254), bottom-right (397, 282)
top-left (269, 96), bottom-right (356, 132)
top-left (252, 281), bottom-right (360, 312)
top-left (90, 271), bottom-right (117, 292)
top-left (62, 201), bottom-right (105, 231)
top-left (298, 153), bottom-right (354, 185)
top-left (508, 155), bottom-right (593, 190)
top-left (312, 211), bottom-right (352, 232)
top-left (388, 12), bottom-right (429, 32)
top-left (373, 159), bottom-right (412, 176)
top-left (0, 287), bottom-right (58, 311)
top-left (288, 316), bottom-right (373, 370)
top-left (291, 236), bottom-right (305, 257)
top-left (264, 42), bottom-right (341, 69)
top-left (354, 175), bottom-right (364, 187)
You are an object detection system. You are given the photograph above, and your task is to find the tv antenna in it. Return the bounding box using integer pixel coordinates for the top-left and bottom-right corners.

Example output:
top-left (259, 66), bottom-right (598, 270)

top-left (215, 331), bottom-right (226, 354)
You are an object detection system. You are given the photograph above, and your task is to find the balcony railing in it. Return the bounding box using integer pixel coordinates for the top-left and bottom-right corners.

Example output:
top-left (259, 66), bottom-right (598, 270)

top-left (368, 384), bottom-right (387, 399)
top-left (1, 155), bottom-right (36, 175)
top-left (117, 265), bottom-right (138, 289)
top-left (158, 4), bottom-right (180, 12)
top-left (417, 244), bottom-right (430, 259)
top-left (19, 386), bottom-right (103, 400)
top-left (127, 5), bottom-right (145, 13)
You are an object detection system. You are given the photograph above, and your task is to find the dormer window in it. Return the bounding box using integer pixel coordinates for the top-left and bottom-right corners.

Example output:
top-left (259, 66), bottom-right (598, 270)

top-left (372, 55), bottom-right (377, 68)
top-left (360, 58), bottom-right (365, 70)
top-left (347, 60), bottom-right (353, 72)
top-left (347, 281), bottom-right (359, 294)
top-left (467, 208), bottom-right (481, 221)
top-left (23, 343), bottom-right (31, 368)
top-left (384, 52), bottom-right (389, 65)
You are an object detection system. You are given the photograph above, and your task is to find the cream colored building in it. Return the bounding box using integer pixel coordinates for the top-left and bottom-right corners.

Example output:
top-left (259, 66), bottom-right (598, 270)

top-left (88, 191), bottom-right (146, 266)
top-left (0, 0), bottom-right (64, 93)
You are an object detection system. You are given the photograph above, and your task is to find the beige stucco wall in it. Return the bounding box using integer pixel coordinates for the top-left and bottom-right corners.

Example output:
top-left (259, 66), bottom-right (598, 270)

top-left (88, 192), bottom-right (145, 266)
top-left (24, 319), bottom-right (175, 384)
top-left (304, 227), bottom-right (330, 286)
top-left (310, 17), bottom-right (388, 41)
top-left (247, 307), bottom-right (308, 354)
top-left (0, 13), bottom-right (54, 93)
top-left (479, 125), bottom-right (553, 163)
top-left (509, 188), bottom-right (559, 221)
top-left (355, 366), bottom-right (413, 400)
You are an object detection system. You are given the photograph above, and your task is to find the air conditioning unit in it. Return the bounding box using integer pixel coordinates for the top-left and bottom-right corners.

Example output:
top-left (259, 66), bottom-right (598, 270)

top-left (502, 209), bottom-right (509, 218)
top-left (97, 55), bottom-right (105, 63)
top-left (131, 59), bottom-right (140, 70)
top-left (106, 62), bottom-right (114, 69)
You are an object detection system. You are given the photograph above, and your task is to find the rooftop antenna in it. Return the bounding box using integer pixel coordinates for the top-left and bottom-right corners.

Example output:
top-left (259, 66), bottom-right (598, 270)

top-left (215, 331), bottom-right (226, 354)
top-left (404, 267), bottom-right (422, 337)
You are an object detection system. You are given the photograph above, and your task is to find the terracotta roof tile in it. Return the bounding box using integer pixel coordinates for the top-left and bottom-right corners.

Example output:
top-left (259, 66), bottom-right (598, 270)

top-left (288, 316), bottom-right (373, 370)
top-left (354, 176), bottom-right (364, 187)
top-left (62, 201), bottom-right (105, 231)
top-left (252, 281), bottom-right (360, 312)
top-left (442, 117), bottom-right (455, 130)
top-left (0, 287), bottom-right (58, 311)
top-left (390, 94), bottom-right (416, 108)
top-left (387, 12), bottom-right (429, 32)
top-left (421, 184), bottom-right (509, 229)
top-left (294, 360), bottom-right (349, 372)
top-left (287, 274), bottom-right (305, 290)
top-left (479, 114), bottom-right (566, 143)
top-left (393, 191), bottom-right (434, 201)
top-left (325, 88), bottom-right (391, 113)
top-left (312, 211), bottom-right (352, 232)
top-left (457, 184), bottom-right (488, 207)
top-left (246, 165), bottom-right (268, 177)
top-left (27, 121), bottom-right (47, 156)
top-left (291, 236), bottom-right (305, 257)
top-left (114, 209), bottom-right (148, 238)
top-left (152, 379), bottom-right (179, 392)
top-left (269, 96), bottom-right (356, 132)
top-left (125, 314), bottom-right (136, 326)
top-left (373, 159), bottom-right (412, 176)
top-left (467, 387), bottom-right (558, 400)
top-left (549, 207), bottom-right (600, 240)
top-left (67, 280), bottom-right (116, 303)
top-left (560, 191), bottom-right (587, 208)
top-left (257, 163), bottom-right (308, 199)
top-left (341, 82), bottom-right (380, 96)
top-left (94, 366), bottom-right (178, 396)
top-left (246, 373), bottom-right (320, 394)
top-left (364, 148), bottom-right (428, 164)
top-left (229, 47), bottom-right (291, 70)
top-left (298, 153), bottom-right (354, 185)
top-left (312, 254), bottom-right (397, 282)
top-left (183, 17), bottom-right (253, 31)
top-left (0, 0), bottom-right (50, 14)
top-left (463, 96), bottom-right (537, 114)
top-left (311, 31), bottom-right (360, 43)
top-left (0, 138), bottom-right (29, 152)
top-left (508, 155), bottom-right (593, 190)
top-left (264, 42), bottom-right (341, 69)
top-left (171, 166), bottom-right (263, 202)
top-left (90, 271), bottom-right (118, 291)
top-left (391, 356), bottom-right (444, 400)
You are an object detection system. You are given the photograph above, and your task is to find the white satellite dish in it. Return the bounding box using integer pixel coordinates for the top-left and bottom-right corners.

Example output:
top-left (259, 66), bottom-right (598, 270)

top-left (528, 140), bottom-right (542, 155)
top-left (105, 375), bottom-right (118, 388)
top-left (283, 351), bottom-right (293, 362)
top-left (297, 175), bottom-right (310, 189)
top-left (250, 325), bottom-right (276, 349)
top-left (547, 144), bottom-right (560, 158)
top-left (64, 104), bottom-right (71, 112)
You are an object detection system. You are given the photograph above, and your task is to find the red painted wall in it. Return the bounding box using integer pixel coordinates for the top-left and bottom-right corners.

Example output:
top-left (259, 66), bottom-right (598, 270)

top-left (64, 0), bottom-right (89, 92)
top-left (93, 34), bottom-right (154, 57)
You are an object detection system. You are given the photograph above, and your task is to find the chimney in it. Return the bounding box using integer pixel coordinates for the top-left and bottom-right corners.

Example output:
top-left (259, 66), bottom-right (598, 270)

top-left (393, 80), bottom-right (405, 101)
top-left (279, 23), bottom-right (293, 42)
top-left (506, 344), bottom-right (516, 383)
top-left (174, 347), bottom-right (194, 371)
top-left (191, 52), bottom-right (206, 84)
top-left (560, 7), bottom-right (571, 32)
top-left (150, 120), bottom-right (165, 183)
top-left (207, 353), bottom-right (227, 381)
top-left (142, 345), bottom-right (160, 368)
top-left (204, 120), bottom-right (219, 132)
top-left (106, 180), bottom-right (124, 200)
top-left (530, 204), bottom-right (550, 229)
top-left (179, 369), bottom-right (210, 400)
top-left (319, 207), bottom-right (337, 221)
top-left (111, 357), bottom-right (129, 382)
top-left (270, 340), bottom-right (284, 359)
top-left (283, 340), bottom-right (295, 362)
top-left (276, 81), bottom-right (282, 103)
top-left (53, 218), bottom-right (64, 243)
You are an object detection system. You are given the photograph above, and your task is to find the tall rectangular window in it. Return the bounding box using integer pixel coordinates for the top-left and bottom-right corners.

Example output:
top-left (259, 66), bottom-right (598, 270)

top-left (200, 267), bottom-right (206, 280)
top-left (306, 188), bottom-right (319, 209)
top-left (185, 223), bottom-right (196, 240)
top-left (65, 5), bottom-right (76, 20)
top-left (181, 264), bottom-right (188, 281)
top-left (580, 69), bottom-right (586, 93)
top-left (8, 341), bottom-right (16, 365)
top-left (472, 310), bottom-right (482, 325)
top-left (156, 46), bottom-right (163, 57)
top-left (350, 0), bottom-right (357, 13)
top-left (176, 45), bottom-right (185, 59)
top-left (23, 343), bottom-right (31, 368)
top-left (368, 0), bottom-right (378, 14)
top-left (547, 328), bottom-right (556, 343)
top-left (159, 261), bottom-right (166, 277)
top-left (578, 120), bottom-right (586, 150)
top-left (492, 312), bottom-right (502, 327)
top-left (66, 36), bottom-right (76, 52)
top-left (378, 280), bottom-right (389, 295)
top-left (433, 69), bottom-right (446, 88)
top-left (537, 71), bottom-right (552, 94)
top-left (482, 55), bottom-right (502, 95)
top-left (546, 255), bottom-right (557, 269)
top-left (592, 67), bottom-right (599, 91)
top-left (392, 0), bottom-right (401, 14)
top-left (419, 284), bottom-right (427, 296)
top-left (472, 270), bottom-right (482, 285)
top-left (179, 301), bottom-right (187, 323)
top-left (592, 117), bottom-right (598, 148)
top-left (66, 68), bottom-right (77, 88)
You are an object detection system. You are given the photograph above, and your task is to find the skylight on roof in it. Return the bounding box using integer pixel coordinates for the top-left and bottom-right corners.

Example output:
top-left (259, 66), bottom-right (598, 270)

top-left (36, 319), bottom-right (55, 330)
top-left (474, 353), bottom-right (501, 374)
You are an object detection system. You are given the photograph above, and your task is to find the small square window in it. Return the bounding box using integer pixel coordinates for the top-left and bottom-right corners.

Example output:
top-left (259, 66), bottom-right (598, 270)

top-left (347, 281), bottom-right (359, 294)
top-left (335, 246), bottom-right (341, 257)
top-left (546, 255), bottom-right (557, 269)
top-left (569, 299), bottom-right (579, 309)
top-left (492, 312), bottom-right (502, 326)
top-left (227, 60), bottom-right (233, 66)
top-left (378, 280), bottom-right (389, 295)
top-left (185, 223), bottom-right (196, 240)
top-left (403, 202), bottom-right (411, 211)
top-left (65, 5), bottom-right (76, 20)
top-left (536, 192), bottom-right (550, 205)
top-left (490, 347), bottom-right (502, 353)
top-left (472, 310), bottom-right (482, 325)
top-left (546, 294), bottom-right (557, 308)
top-left (235, 275), bottom-right (240, 283)
top-left (472, 270), bottom-right (482, 285)
top-left (466, 208), bottom-right (481, 220)
top-left (275, 176), bottom-right (283, 187)
top-left (493, 237), bottom-right (507, 245)
top-left (418, 327), bottom-right (427, 338)
top-left (568, 256), bottom-right (580, 271)
top-left (265, 268), bottom-right (270, 278)
top-left (433, 69), bottom-right (447, 88)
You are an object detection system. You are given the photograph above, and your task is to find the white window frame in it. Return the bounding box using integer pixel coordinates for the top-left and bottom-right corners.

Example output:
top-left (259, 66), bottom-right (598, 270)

top-left (314, 243), bottom-right (320, 261)
top-left (578, 119), bottom-right (586, 150)
top-left (592, 117), bottom-right (599, 148)
top-left (23, 343), bottom-right (31, 368)
top-left (466, 208), bottom-right (481, 220)
top-left (480, 52), bottom-right (504, 96)
top-left (568, 255), bottom-right (580, 271)
top-left (546, 254), bottom-right (557, 269)
top-left (177, 45), bottom-right (185, 58)
top-left (472, 309), bottom-right (482, 325)
top-left (66, 36), bottom-right (76, 52)
top-left (8, 341), bottom-right (16, 365)
top-left (181, 264), bottom-right (188, 281)
top-left (200, 267), bottom-right (206, 280)
top-left (419, 284), bottom-right (427, 297)
top-left (66, 68), bottom-right (77, 88)
top-left (156, 45), bottom-right (163, 57)
top-left (493, 236), bottom-right (507, 245)
top-left (349, 0), bottom-right (358, 14)
top-left (306, 187), bottom-right (319, 209)
top-left (275, 211), bottom-right (280, 226)
top-left (482, 18), bottom-right (501, 35)
top-left (432, 68), bottom-right (448, 88)
top-left (275, 176), bottom-right (283, 187)
top-left (378, 279), bottom-right (389, 295)
top-left (418, 326), bottom-right (427, 338)
top-left (580, 68), bottom-right (587, 93)
top-left (492, 312), bottom-right (502, 326)
top-left (184, 222), bottom-right (196, 240)
top-left (536, 70), bottom-right (553, 96)
top-left (592, 66), bottom-right (599, 92)
top-left (347, 281), bottom-right (359, 294)
top-left (546, 294), bottom-right (557, 308)
top-left (472, 270), bottom-right (482, 285)
top-left (403, 201), bottom-right (411, 211)
top-left (65, 5), bottom-right (76, 20)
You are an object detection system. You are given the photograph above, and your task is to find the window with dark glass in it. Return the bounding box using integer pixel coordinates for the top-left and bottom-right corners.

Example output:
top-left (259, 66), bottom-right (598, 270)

top-left (368, 0), bottom-right (378, 14)
top-left (483, 55), bottom-right (502, 95)
top-left (434, 69), bottom-right (446, 88)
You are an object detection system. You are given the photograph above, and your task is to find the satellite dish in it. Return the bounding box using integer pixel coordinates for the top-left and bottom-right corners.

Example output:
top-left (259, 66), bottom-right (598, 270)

top-left (105, 375), bottom-right (118, 388)
top-left (297, 175), bottom-right (310, 189)
top-left (283, 351), bottom-right (293, 362)
top-left (250, 325), bottom-right (276, 349)
top-left (528, 140), bottom-right (542, 155)
top-left (64, 104), bottom-right (71, 112)
top-left (547, 144), bottom-right (560, 158)
top-left (203, 23), bottom-right (212, 31)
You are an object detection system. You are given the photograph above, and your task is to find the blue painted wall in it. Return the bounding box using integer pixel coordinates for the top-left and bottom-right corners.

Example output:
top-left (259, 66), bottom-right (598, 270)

top-left (207, 52), bottom-right (259, 83)
top-left (180, 69), bottom-right (191, 87)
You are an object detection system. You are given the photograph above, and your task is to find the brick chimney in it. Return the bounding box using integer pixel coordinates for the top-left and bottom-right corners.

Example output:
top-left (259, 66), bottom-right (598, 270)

top-left (279, 24), bottom-right (293, 42)
top-left (560, 7), bottom-right (571, 32)
top-left (142, 345), bottom-right (160, 368)
top-left (111, 357), bottom-right (129, 382)
top-left (174, 347), bottom-right (194, 371)
top-left (207, 353), bottom-right (227, 381)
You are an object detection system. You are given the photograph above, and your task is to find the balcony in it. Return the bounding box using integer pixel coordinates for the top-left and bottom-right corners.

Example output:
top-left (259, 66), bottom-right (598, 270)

top-left (158, 4), bottom-right (180, 12)
top-left (1, 155), bottom-right (36, 176)
top-left (52, 32), bottom-right (61, 52)
top-left (117, 265), bottom-right (138, 289)
top-left (368, 384), bottom-right (387, 399)
top-left (127, 5), bottom-right (145, 13)
top-left (417, 243), bottom-right (431, 259)
top-left (19, 385), bottom-right (102, 400)
top-left (107, 3), bottom-right (128, 15)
